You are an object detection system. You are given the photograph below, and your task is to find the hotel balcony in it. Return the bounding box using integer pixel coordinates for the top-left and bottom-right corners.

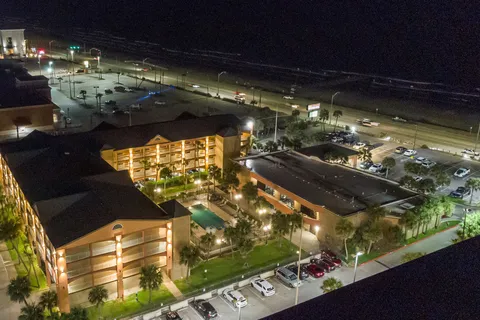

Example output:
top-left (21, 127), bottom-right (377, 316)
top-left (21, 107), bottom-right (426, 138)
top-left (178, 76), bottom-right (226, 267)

top-left (91, 255), bottom-right (117, 272)
top-left (91, 240), bottom-right (115, 256)
top-left (66, 247), bottom-right (90, 263)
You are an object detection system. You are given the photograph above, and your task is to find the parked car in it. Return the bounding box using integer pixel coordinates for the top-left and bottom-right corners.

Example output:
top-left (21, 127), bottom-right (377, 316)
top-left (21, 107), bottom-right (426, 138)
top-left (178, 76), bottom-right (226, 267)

top-left (125, 88), bottom-right (134, 92)
top-left (283, 95), bottom-right (294, 100)
top-left (369, 163), bottom-right (383, 173)
top-left (130, 103), bottom-right (141, 110)
top-left (113, 110), bottom-right (126, 115)
top-left (76, 94), bottom-right (85, 99)
top-left (104, 89), bottom-right (113, 94)
top-left (192, 299), bottom-right (218, 319)
top-left (275, 267), bottom-right (301, 288)
top-left (415, 157), bottom-right (426, 164)
top-left (392, 116), bottom-right (407, 122)
top-left (311, 258), bottom-right (335, 273)
top-left (403, 149), bottom-right (417, 156)
top-left (359, 161), bottom-right (373, 169)
top-left (331, 136), bottom-right (344, 143)
top-left (413, 175), bottom-right (423, 182)
top-left (134, 181), bottom-right (144, 189)
top-left (222, 289), bottom-right (247, 308)
top-left (449, 187), bottom-right (471, 199)
top-left (114, 86), bottom-right (126, 92)
top-left (463, 149), bottom-right (476, 155)
top-left (250, 277), bottom-right (275, 296)
top-left (166, 311), bottom-right (182, 320)
top-left (105, 100), bottom-right (116, 105)
top-left (454, 168), bottom-right (471, 178)
top-left (65, 118), bottom-right (72, 124)
top-left (353, 142), bottom-right (366, 149)
top-left (321, 250), bottom-right (342, 267)
top-left (395, 146), bottom-right (407, 154)
top-left (155, 101), bottom-right (166, 105)
top-left (320, 258), bottom-right (336, 271)
top-left (306, 264), bottom-right (325, 278)
top-left (286, 264), bottom-right (309, 280)
top-left (422, 160), bottom-right (436, 169)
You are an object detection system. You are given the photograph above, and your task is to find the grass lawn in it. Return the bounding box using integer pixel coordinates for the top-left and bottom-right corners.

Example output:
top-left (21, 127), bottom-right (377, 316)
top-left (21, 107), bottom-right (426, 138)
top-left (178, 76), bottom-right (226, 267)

top-left (406, 220), bottom-right (460, 245)
top-left (6, 235), bottom-right (47, 291)
top-left (448, 198), bottom-right (467, 205)
top-left (174, 238), bottom-right (299, 294)
top-left (163, 183), bottom-right (197, 196)
top-left (87, 285), bottom-right (175, 320)
top-left (356, 251), bottom-right (385, 265)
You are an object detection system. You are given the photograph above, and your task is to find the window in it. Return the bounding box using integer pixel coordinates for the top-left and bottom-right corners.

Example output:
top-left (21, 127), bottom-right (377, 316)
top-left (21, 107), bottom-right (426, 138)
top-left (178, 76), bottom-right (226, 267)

top-left (112, 224), bottom-right (123, 230)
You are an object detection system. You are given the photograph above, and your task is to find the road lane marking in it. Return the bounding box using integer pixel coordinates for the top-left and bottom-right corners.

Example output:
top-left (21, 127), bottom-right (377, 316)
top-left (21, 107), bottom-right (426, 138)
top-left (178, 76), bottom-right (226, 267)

top-left (246, 286), bottom-right (266, 301)
top-left (219, 293), bottom-right (238, 312)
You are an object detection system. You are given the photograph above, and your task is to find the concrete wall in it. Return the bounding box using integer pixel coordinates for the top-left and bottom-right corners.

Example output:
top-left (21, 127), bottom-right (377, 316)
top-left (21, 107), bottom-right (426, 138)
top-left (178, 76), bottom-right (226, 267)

top-left (0, 29), bottom-right (25, 56)
top-left (0, 104), bottom-right (54, 132)
top-left (215, 134), bottom-right (241, 172)
top-left (171, 215), bottom-right (190, 280)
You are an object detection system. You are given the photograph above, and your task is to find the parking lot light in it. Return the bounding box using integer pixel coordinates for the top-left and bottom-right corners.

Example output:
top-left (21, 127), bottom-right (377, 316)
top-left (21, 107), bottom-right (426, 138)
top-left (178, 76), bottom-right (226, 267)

top-left (353, 251), bottom-right (364, 283)
top-left (314, 225), bottom-right (320, 233)
top-left (154, 187), bottom-right (162, 193)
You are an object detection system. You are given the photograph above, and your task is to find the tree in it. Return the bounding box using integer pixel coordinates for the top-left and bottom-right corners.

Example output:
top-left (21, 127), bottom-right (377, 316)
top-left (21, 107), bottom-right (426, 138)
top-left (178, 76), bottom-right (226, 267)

top-left (140, 159), bottom-right (152, 181)
top-left (264, 140), bottom-right (278, 153)
top-left (241, 182), bottom-right (258, 205)
top-left (7, 276), bottom-right (31, 305)
top-left (254, 196), bottom-right (271, 212)
top-left (139, 264), bottom-right (163, 303)
top-left (24, 243), bottom-right (40, 288)
top-left (278, 136), bottom-right (290, 150)
top-left (332, 110), bottom-right (343, 132)
top-left (237, 237), bottom-right (254, 266)
top-left (67, 307), bottom-right (89, 320)
top-left (18, 303), bottom-right (44, 320)
top-left (312, 132), bottom-right (327, 144)
top-left (319, 109), bottom-right (329, 131)
top-left (401, 252), bottom-right (426, 263)
top-left (438, 195), bottom-right (454, 225)
top-left (404, 162), bottom-right (427, 176)
top-left (181, 158), bottom-right (191, 189)
top-left (194, 140), bottom-right (205, 179)
top-left (200, 233), bottom-right (216, 261)
top-left (39, 290), bottom-right (58, 316)
top-left (465, 178), bottom-right (480, 205)
top-left (95, 93), bottom-right (103, 111)
top-left (435, 171), bottom-right (451, 188)
top-left (366, 204), bottom-right (388, 222)
top-left (271, 211), bottom-right (289, 243)
top-left (221, 167), bottom-right (240, 196)
top-left (291, 109), bottom-right (300, 121)
top-left (290, 137), bottom-right (303, 150)
top-left (357, 148), bottom-right (372, 163)
top-left (287, 212), bottom-right (303, 245)
top-left (363, 223), bottom-right (383, 254)
top-left (321, 277), bottom-right (343, 293)
top-left (399, 175), bottom-right (416, 189)
top-left (208, 165), bottom-right (221, 192)
top-left (235, 218), bottom-right (253, 238)
top-left (159, 167), bottom-right (172, 190)
top-left (0, 216), bottom-right (29, 272)
top-left (335, 218), bottom-right (355, 259)
top-left (381, 157), bottom-right (396, 178)
top-left (223, 226), bottom-right (237, 257)
top-left (88, 285), bottom-right (108, 312)
top-left (179, 245), bottom-right (200, 279)
top-left (417, 178), bottom-right (436, 194)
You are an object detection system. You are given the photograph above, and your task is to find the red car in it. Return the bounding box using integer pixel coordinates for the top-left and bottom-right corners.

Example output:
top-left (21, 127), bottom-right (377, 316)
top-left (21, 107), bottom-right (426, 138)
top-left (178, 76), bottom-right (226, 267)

top-left (306, 264), bottom-right (325, 278)
top-left (321, 250), bottom-right (343, 267)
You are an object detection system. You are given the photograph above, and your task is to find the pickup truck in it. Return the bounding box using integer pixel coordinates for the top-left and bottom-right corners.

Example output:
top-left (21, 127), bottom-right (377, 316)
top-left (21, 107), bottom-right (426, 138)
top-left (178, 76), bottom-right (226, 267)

top-left (356, 118), bottom-right (380, 127)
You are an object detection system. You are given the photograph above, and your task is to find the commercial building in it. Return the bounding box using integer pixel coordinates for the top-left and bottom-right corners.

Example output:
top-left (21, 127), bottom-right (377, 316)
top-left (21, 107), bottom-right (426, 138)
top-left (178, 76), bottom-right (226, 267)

top-left (0, 113), bottom-right (249, 311)
top-left (236, 148), bottom-right (416, 241)
top-left (0, 29), bottom-right (25, 57)
top-left (265, 236), bottom-right (480, 319)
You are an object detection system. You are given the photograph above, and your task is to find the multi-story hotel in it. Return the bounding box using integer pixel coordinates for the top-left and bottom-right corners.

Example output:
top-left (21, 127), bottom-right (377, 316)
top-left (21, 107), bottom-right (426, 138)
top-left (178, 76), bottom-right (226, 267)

top-left (0, 113), bottom-right (249, 312)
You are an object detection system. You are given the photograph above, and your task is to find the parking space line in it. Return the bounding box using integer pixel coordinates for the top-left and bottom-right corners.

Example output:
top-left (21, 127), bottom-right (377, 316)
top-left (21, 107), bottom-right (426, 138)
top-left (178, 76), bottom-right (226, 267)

top-left (189, 305), bottom-right (207, 320)
top-left (246, 286), bottom-right (266, 301)
top-left (270, 277), bottom-right (292, 291)
top-left (218, 294), bottom-right (238, 312)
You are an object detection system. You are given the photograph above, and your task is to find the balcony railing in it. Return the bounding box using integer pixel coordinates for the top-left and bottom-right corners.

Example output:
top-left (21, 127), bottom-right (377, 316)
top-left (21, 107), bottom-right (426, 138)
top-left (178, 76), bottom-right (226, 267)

top-left (67, 265), bottom-right (92, 279)
top-left (94, 273), bottom-right (117, 286)
top-left (91, 244), bottom-right (115, 256)
top-left (145, 246), bottom-right (166, 257)
top-left (123, 266), bottom-right (141, 278)
top-left (68, 281), bottom-right (92, 294)
top-left (123, 251), bottom-right (144, 263)
top-left (92, 259), bottom-right (116, 272)
top-left (122, 237), bottom-right (143, 249)
top-left (66, 251), bottom-right (90, 263)
top-left (144, 233), bottom-right (164, 242)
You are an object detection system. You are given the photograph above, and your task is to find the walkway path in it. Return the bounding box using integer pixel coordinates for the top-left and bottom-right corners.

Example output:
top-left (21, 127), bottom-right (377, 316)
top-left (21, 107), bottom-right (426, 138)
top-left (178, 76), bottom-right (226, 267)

top-left (0, 241), bottom-right (20, 320)
top-left (162, 272), bottom-right (184, 300)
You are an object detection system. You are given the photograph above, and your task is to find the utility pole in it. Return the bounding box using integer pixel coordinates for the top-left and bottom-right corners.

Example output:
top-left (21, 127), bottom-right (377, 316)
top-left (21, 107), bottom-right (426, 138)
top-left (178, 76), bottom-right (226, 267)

top-left (274, 104), bottom-right (279, 143)
top-left (412, 124), bottom-right (418, 149)
top-left (72, 72), bottom-right (76, 97)
top-left (68, 74), bottom-right (72, 98)
top-left (329, 92), bottom-right (340, 125)
top-left (474, 122), bottom-right (480, 151)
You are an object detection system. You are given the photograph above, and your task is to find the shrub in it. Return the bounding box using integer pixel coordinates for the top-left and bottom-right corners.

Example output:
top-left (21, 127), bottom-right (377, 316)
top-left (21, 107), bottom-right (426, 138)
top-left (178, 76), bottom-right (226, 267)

top-left (421, 144), bottom-right (429, 149)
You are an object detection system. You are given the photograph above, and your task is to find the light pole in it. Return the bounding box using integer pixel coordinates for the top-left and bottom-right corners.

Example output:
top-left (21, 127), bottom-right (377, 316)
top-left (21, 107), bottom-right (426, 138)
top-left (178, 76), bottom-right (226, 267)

top-left (67, 73), bottom-right (72, 98)
top-left (353, 251), bottom-right (364, 283)
top-left (217, 71), bottom-right (227, 95)
top-left (37, 53), bottom-right (42, 75)
top-left (262, 224), bottom-right (271, 244)
top-left (49, 61), bottom-right (55, 84)
top-left (48, 40), bottom-right (55, 55)
top-left (329, 92), bottom-right (340, 125)
top-left (216, 238), bottom-right (222, 256)
top-left (294, 214), bottom-right (304, 306)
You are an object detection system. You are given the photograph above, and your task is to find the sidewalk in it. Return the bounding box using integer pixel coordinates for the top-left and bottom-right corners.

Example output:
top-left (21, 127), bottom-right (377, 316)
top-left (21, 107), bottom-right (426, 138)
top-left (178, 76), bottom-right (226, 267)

top-left (162, 272), bottom-right (184, 300)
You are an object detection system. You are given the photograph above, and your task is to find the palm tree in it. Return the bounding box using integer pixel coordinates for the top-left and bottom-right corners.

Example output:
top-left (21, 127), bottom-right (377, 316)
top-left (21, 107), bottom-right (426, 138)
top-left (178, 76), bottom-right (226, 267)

top-left (223, 226), bottom-right (237, 257)
top-left (381, 157), bottom-right (396, 178)
top-left (18, 303), bottom-right (44, 320)
top-left (287, 212), bottom-right (303, 245)
top-left (278, 136), bottom-right (290, 150)
top-left (399, 209), bottom-right (418, 240)
top-left (363, 223), bottom-right (383, 254)
top-left (333, 110), bottom-right (343, 132)
top-left (291, 109), bottom-right (300, 121)
top-left (241, 182), bottom-right (258, 206)
top-left (335, 218), bottom-right (355, 259)
top-left (435, 172), bottom-right (451, 188)
top-left (140, 159), bottom-right (152, 181)
top-left (181, 158), bottom-right (191, 189)
top-left (319, 109), bottom-right (329, 131)
top-left (264, 140), bottom-right (278, 153)
top-left (465, 177), bottom-right (480, 205)
top-left (271, 211), bottom-right (289, 245)
top-left (7, 276), bottom-right (31, 305)
top-left (208, 165), bottom-right (221, 193)
top-left (438, 195), bottom-right (454, 226)
top-left (24, 243), bottom-right (40, 288)
top-left (88, 285), bottom-right (108, 313)
top-left (139, 264), bottom-right (163, 304)
top-left (95, 93), bottom-right (103, 112)
top-left (179, 245), bottom-right (200, 279)
top-left (39, 289), bottom-right (58, 316)
top-left (160, 167), bottom-right (172, 190)
top-left (321, 277), bottom-right (343, 293)
top-left (0, 216), bottom-right (29, 271)
top-left (200, 233), bottom-right (216, 261)
top-left (357, 148), bottom-right (372, 163)
top-left (67, 307), bottom-right (89, 320)
top-left (366, 204), bottom-right (388, 222)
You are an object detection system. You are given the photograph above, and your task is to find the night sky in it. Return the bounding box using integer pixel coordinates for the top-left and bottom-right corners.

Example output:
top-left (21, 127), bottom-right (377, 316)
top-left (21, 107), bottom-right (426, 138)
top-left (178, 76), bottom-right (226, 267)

top-left (3, 0), bottom-right (479, 86)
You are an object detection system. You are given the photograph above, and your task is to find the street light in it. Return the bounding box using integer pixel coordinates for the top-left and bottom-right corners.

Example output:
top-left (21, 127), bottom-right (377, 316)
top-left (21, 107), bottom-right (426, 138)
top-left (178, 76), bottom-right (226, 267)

top-left (216, 238), bottom-right (223, 256)
top-left (314, 225), bottom-right (320, 233)
top-left (329, 92), bottom-right (341, 125)
top-left (217, 71), bottom-right (227, 95)
top-left (353, 251), bottom-right (364, 283)
top-left (154, 187), bottom-right (162, 193)
top-left (234, 194), bottom-right (242, 200)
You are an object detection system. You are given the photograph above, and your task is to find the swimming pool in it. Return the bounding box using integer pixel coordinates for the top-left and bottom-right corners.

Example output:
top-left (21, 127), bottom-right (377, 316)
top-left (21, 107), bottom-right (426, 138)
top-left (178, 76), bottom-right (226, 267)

top-left (189, 204), bottom-right (225, 230)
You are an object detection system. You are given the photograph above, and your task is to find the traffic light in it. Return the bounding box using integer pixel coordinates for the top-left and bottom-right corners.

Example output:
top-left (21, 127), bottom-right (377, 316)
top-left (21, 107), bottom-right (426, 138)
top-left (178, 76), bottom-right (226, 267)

top-left (69, 45), bottom-right (80, 50)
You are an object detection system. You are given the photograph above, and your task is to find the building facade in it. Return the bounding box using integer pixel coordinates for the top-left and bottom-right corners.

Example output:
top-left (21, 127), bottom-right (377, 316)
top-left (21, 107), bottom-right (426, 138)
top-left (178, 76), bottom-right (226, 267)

top-left (0, 29), bottom-right (25, 57)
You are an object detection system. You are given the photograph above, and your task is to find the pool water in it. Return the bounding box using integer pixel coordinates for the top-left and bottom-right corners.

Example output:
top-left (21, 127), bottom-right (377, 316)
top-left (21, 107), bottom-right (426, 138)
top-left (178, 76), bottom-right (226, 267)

top-left (189, 204), bottom-right (225, 230)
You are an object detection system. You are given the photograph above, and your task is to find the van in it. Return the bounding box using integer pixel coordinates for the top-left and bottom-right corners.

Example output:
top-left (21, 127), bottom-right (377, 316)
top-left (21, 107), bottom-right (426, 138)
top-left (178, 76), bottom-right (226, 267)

top-left (275, 267), bottom-right (301, 288)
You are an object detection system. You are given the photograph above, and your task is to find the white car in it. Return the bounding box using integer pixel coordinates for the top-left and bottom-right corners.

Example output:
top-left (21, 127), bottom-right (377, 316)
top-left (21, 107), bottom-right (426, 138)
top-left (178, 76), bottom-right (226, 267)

top-left (130, 104), bottom-right (141, 110)
top-left (125, 88), bottom-right (134, 92)
top-left (76, 94), bottom-right (85, 99)
top-left (222, 289), bottom-right (248, 308)
top-left (353, 142), bottom-right (366, 149)
top-left (463, 149), bottom-right (475, 155)
top-left (250, 277), bottom-right (275, 296)
top-left (422, 160), bottom-right (436, 169)
top-left (454, 168), bottom-right (471, 178)
top-left (413, 175), bottom-right (423, 182)
top-left (192, 84), bottom-right (200, 88)
top-left (369, 163), bottom-right (383, 173)
top-left (154, 101), bottom-right (166, 105)
top-left (415, 157), bottom-right (426, 164)
top-left (403, 149), bottom-right (417, 156)
top-left (283, 95), bottom-right (294, 100)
